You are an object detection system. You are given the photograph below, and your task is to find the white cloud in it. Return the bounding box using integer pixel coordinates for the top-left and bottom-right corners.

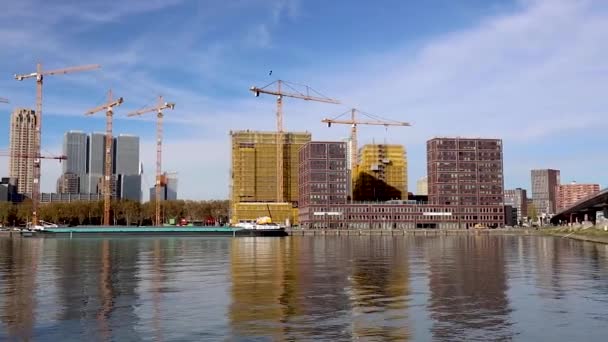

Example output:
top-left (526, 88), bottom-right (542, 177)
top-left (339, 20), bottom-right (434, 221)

top-left (3, 0), bottom-right (608, 199)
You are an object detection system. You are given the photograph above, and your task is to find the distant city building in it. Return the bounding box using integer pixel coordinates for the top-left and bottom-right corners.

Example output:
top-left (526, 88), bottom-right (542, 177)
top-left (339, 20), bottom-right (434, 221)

top-left (62, 131), bottom-right (87, 175)
top-left (531, 169), bottom-right (560, 215)
top-left (416, 176), bottom-right (428, 196)
top-left (556, 182), bottom-right (600, 211)
top-left (9, 108), bottom-right (37, 194)
top-left (149, 173), bottom-right (177, 202)
top-left (88, 132), bottom-right (107, 175)
top-left (95, 175), bottom-right (118, 199)
top-left (114, 135), bottom-right (139, 175)
top-left (427, 137), bottom-right (504, 228)
top-left (504, 188), bottom-right (528, 223)
top-left (114, 135), bottom-right (141, 202)
top-left (56, 173), bottom-right (80, 194)
top-left (39, 192), bottom-right (103, 203)
top-left (118, 174), bottom-right (142, 202)
top-left (165, 173), bottom-right (178, 200)
top-left (80, 174), bottom-right (102, 194)
top-left (57, 131), bottom-right (141, 201)
top-left (504, 205), bottom-right (517, 227)
top-left (354, 144), bottom-right (407, 201)
top-left (0, 177), bottom-right (20, 202)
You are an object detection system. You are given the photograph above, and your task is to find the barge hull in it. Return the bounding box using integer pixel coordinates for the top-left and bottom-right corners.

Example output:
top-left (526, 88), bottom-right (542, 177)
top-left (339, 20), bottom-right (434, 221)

top-left (31, 227), bottom-right (288, 237)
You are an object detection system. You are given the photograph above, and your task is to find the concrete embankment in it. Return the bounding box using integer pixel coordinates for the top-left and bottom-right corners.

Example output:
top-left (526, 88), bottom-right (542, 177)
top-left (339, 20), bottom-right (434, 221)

top-left (286, 228), bottom-right (540, 236)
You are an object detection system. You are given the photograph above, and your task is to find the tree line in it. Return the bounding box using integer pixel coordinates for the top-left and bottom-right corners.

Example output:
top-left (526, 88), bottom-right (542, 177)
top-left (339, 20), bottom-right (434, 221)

top-left (0, 200), bottom-right (229, 227)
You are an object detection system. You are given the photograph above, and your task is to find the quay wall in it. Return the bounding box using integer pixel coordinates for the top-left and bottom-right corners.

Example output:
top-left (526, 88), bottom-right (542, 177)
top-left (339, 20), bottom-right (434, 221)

top-left (286, 228), bottom-right (540, 236)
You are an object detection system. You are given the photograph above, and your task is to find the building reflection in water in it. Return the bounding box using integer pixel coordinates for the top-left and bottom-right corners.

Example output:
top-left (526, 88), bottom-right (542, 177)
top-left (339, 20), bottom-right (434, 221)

top-left (0, 237), bottom-right (43, 340)
top-left (348, 236), bottom-right (411, 341)
top-left (229, 237), bottom-right (295, 340)
top-left (228, 236), bottom-right (411, 340)
top-left (426, 235), bottom-right (513, 341)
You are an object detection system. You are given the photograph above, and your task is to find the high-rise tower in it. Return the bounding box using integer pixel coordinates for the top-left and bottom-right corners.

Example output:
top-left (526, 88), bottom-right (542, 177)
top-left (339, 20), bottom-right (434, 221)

top-left (531, 169), bottom-right (560, 215)
top-left (9, 108), bottom-right (37, 194)
top-left (62, 131), bottom-right (87, 175)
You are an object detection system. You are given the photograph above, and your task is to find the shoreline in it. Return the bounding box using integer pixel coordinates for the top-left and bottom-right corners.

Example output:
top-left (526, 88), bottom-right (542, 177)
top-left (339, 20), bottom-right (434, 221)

top-left (286, 228), bottom-right (541, 236)
top-left (542, 227), bottom-right (608, 244)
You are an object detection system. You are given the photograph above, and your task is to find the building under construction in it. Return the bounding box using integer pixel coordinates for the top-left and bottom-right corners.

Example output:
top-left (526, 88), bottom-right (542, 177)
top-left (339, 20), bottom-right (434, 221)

top-left (230, 130), bottom-right (311, 224)
top-left (353, 144), bottom-right (408, 201)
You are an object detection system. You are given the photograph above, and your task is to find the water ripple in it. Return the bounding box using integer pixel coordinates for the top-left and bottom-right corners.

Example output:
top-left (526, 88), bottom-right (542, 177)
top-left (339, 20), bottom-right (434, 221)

top-left (0, 235), bottom-right (607, 340)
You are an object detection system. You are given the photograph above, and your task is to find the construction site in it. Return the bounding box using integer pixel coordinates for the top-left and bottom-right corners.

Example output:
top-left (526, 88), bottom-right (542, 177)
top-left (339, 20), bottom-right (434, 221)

top-left (230, 130), bottom-right (311, 225)
top-left (1, 63), bottom-right (177, 228)
top-left (353, 144), bottom-right (408, 202)
top-left (229, 83), bottom-right (412, 226)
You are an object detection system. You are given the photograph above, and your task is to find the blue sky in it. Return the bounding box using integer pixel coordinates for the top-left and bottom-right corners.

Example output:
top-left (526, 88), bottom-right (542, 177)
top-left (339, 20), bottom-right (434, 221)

top-left (1, 0), bottom-right (607, 200)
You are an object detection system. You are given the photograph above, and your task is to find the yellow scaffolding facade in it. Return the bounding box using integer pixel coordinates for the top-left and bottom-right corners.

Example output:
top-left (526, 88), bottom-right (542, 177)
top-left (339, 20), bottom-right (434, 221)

top-left (353, 144), bottom-right (408, 201)
top-left (230, 130), bottom-right (311, 224)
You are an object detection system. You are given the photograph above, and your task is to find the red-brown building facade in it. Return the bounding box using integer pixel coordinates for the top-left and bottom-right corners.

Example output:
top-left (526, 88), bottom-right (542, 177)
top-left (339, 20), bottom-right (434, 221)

top-left (298, 137), bottom-right (506, 229)
top-left (556, 182), bottom-right (600, 211)
top-left (427, 137), bottom-right (504, 228)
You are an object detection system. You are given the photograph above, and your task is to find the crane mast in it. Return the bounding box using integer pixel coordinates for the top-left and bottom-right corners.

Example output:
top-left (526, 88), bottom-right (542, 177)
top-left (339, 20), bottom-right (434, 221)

top-left (127, 96), bottom-right (175, 226)
top-left (85, 90), bottom-right (124, 226)
top-left (14, 63), bottom-right (100, 227)
top-left (250, 80), bottom-right (340, 203)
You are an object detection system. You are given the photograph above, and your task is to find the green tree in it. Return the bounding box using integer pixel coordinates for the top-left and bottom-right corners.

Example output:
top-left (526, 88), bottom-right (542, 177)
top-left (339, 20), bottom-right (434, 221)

top-left (17, 200), bottom-right (33, 226)
top-left (75, 201), bottom-right (87, 225)
top-left (122, 200), bottom-right (140, 226)
top-left (528, 202), bottom-right (538, 223)
top-left (0, 202), bottom-right (12, 225)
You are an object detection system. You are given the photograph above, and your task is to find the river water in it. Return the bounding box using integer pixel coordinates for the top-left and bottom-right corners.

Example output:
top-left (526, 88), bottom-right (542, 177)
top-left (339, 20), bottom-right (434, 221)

top-left (0, 235), bottom-right (607, 341)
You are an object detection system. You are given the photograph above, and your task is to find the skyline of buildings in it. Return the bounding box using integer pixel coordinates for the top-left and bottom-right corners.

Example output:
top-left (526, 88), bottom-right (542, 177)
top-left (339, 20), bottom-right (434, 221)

top-left (1, 111), bottom-right (605, 216)
top-left (8, 108), bottom-right (37, 194)
top-left (57, 131), bottom-right (142, 202)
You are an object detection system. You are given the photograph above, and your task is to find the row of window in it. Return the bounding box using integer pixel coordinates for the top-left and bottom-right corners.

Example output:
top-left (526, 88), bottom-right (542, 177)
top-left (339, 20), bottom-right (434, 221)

top-left (308, 183), bottom-right (347, 190)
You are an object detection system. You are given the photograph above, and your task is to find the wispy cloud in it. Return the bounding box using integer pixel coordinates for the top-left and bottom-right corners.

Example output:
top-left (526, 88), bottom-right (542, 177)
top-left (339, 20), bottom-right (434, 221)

top-left (2, 0), bottom-right (607, 198)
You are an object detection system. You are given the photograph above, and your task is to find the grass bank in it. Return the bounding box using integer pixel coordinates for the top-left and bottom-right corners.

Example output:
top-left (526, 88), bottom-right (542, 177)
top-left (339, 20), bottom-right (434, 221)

top-left (542, 225), bottom-right (608, 244)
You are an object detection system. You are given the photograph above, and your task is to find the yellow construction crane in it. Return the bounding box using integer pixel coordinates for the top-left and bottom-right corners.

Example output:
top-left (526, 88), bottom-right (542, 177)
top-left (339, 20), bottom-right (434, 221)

top-left (127, 96), bottom-right (175, 227)
top-left (250, 80), bottom-right (340, 202)
top-left (322, 108), bottom-right (411, 170)
top-left (85, 90), bottom-right (124, 226)
top-left (14, 63), bottom-right (100, 226)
